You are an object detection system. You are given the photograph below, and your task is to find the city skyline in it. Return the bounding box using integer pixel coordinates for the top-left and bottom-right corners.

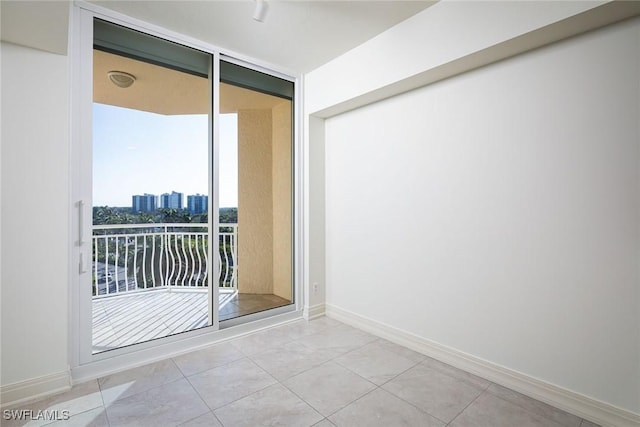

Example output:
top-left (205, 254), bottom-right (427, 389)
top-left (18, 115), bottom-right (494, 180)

top-left (93, 103), bottom-right (238, 208)
top-left (128, 191), bottom-right (210, 215)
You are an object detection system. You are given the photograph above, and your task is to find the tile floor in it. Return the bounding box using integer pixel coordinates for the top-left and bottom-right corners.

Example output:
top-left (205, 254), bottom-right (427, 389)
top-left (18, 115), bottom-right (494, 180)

top-left (5, 317), bottom-right (601, 427)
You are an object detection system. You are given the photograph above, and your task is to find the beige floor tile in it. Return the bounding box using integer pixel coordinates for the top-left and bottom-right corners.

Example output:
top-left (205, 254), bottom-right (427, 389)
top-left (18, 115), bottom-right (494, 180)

top-left (105, 378), bottom-right (209, 427)
top-left (284, 361), bottom-right (376, 417)
top-left (250, 341), bottom-right (336, 381)
top-left (172, 342), bottom-right (245, 377)
top-left (294, 326), bottom-right (377, 357)
top-left (580, 419), bottom-right (601, 427)
top-left (43, 407), bottom-right (109, 427)
top-left (275, 320), bottom-right (337, 339)
top-left (187, 358), bottom-right (276, 410)
top-left (3, 381), bottom-right (103, 427)
top-left (371, 338), bottom-right (427, 363)
top-left (214, 383), bottom-right (323, 427)
top-left (382, 362), bottom-right (484, 423)
top-left (98, 359), bottom-right (183, 406)
top-left (328, 388), bottom-right (444, 427)
top-left (307, 317), bottom-right (345, 329)
top-left (334, 341), bottom-right (418, 385)
top-left (485, 384), bottom-right (582, 427)
top-left (177, 411), bottom-right (223, 427)
top-left (312, 419), bottom-right (336, 427)
top-left (450, 392), bottom-right (567, 427)
top-left (230, 327), bottom-right (296, 356)
top-left (420, 357), bottom-right (491, 390)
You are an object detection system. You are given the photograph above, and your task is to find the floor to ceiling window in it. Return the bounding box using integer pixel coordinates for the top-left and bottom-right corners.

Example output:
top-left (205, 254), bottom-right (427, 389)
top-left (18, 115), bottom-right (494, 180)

top-left (80, 17), bottom-right (295, 357)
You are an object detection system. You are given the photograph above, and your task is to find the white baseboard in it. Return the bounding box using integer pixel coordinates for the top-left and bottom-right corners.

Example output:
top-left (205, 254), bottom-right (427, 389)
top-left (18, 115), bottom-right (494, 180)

top-left (325, 304), bottom-right (640, 427)
top-left (1, 370), bottom-right (71, 409)
top-left (303, 303), bottom-right (325, 320)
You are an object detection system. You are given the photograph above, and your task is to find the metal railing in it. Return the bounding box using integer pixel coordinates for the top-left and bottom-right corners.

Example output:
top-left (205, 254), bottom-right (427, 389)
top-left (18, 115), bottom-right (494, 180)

top-left (92, 223), bottom-right (237, 297)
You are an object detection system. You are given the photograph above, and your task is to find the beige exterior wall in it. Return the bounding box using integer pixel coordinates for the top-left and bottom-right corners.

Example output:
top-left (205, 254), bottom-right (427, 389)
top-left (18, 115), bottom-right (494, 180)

top-left (237, 109), bottom-right (274, 294)
top-left (236, 101), bottom-right (292, 298)
top-left (272, 101), bottom-right (292, 301)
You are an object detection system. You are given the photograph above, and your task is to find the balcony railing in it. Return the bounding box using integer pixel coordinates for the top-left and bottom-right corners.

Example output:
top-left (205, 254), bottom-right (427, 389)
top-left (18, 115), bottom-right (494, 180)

top-left (92, 223), bottom-right (237, 298)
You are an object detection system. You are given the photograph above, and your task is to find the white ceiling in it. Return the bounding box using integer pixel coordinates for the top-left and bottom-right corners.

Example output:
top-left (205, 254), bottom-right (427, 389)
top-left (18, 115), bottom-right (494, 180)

top-left (89, 0), bottom-right (435, 74)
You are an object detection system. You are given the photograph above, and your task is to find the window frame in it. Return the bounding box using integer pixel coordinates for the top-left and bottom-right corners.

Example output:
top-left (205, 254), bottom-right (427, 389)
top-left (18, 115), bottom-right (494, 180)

top-left (70, 2), bottom-right (303, 377)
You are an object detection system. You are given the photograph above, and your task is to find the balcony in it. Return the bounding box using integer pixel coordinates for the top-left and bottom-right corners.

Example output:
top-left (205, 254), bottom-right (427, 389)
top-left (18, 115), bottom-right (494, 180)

top-left (92, 223), bottom-right (236, 296)
top-left (91, 223), bottom-right (289, 353)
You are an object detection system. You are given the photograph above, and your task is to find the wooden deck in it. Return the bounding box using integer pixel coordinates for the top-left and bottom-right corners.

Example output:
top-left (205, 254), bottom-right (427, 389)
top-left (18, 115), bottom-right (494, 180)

top-left (92, 289), bottom-right (291, 353)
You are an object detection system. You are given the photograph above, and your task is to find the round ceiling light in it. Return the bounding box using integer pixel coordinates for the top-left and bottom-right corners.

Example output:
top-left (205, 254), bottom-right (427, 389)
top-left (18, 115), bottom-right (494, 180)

top-left (108, 71), bottom-right (136, 88)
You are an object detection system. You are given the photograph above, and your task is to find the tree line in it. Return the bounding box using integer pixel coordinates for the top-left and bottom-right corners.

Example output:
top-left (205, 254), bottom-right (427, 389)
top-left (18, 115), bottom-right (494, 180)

top-left (93, 206), bottom-right (237, 225)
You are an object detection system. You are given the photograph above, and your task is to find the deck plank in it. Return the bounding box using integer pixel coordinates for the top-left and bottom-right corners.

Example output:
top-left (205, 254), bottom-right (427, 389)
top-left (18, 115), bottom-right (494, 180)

top-left (92, 289), bottom-right (214, 353)
top-left (92, 289), bottom-right (290, 353)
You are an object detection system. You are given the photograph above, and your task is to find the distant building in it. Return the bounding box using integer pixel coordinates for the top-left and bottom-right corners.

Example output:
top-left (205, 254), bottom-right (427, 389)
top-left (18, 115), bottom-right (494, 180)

top-left (187, 194), bottom-right (208, 215)
top-left (132, 193), bottom-right (157, 213)
top-left (159, 191), bottom-right (183, 210)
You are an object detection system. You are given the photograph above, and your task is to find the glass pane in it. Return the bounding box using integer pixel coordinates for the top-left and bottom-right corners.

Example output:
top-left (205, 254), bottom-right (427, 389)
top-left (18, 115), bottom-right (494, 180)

top-left (219, 75), bottom-right (294, 322)
top-left (91, 40), bottom-right (210, 353)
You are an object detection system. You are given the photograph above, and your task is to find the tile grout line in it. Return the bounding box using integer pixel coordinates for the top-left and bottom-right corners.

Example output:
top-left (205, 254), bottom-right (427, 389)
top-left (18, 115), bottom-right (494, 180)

top-left (98, 359), bottom-right (186, 410)
top-left (102, 374), bottom-right (187, 406)
top-left (417, 358), bottom-right (492, 391)
top-left (378, 383), bottom-right (451, 426)
top-left (481, 387), bottom-right (579, 427)
top-left (330, 343), bottom-right (423, 388)
top-left (277, 360), bottom-right (379, 419)
top-left (324, 386), bottom-right (382, 421)
top-left (185, 357), bottom-right (280, 417)
top-left (233, 320), bottom-right (360, 423)
top-left (97, 378), bottom-right (114, 427)
top-left (275, 375), bottom-right (334, 420)
top-left (270, 325), bottom-right (433, 422)
top-left (208, 380), bottom-right (279, 416)
top-left (445, 385), bottom-right (490, 426)
top-left (38, 402), bottom-right (108, 427)
top-left (240, 322), bottom-right (381, 421)
top-left (211, 410), bottom-right (225, 427)
top-left (176, 408), bottom-right (220, 427)
top-left (172, 346), bottom-right (245, 378)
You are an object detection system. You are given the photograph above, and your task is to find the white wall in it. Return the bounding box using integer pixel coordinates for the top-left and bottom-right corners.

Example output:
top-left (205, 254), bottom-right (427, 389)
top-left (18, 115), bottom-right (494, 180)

top-left (1, 41), bottom-right (70, 389)
top-left (304, 115), bottom-right (326, 315)
top-left (305, 0), bottom-right (608, 117)
top-left (323, 17), bottom-right (640, 415)
top-left (0, 1), bottom-right (70, 56)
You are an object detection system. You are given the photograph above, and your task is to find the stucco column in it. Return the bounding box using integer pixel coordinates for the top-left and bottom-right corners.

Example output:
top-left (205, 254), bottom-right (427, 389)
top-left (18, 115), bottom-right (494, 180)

top-left (237, 109), bottom-right (274, 294)
top-left (272, 101), bottom-right (292, 301)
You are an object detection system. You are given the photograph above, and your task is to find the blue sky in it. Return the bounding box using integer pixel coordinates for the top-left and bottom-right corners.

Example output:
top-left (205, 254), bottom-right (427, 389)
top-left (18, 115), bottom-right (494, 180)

top-left (93, 103), bottom-right (238, 208)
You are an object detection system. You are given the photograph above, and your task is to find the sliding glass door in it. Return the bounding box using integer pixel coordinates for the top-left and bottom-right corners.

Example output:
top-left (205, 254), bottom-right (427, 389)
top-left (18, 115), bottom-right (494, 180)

top-left (83, 18), bottom-right (295, 356)
top-left (91, 20), bottom-right (213, 353)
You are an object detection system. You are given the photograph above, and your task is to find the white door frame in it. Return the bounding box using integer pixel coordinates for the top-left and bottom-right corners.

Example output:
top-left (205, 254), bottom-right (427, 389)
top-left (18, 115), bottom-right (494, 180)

top-left (70, 1), bottom-right (303, 380)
